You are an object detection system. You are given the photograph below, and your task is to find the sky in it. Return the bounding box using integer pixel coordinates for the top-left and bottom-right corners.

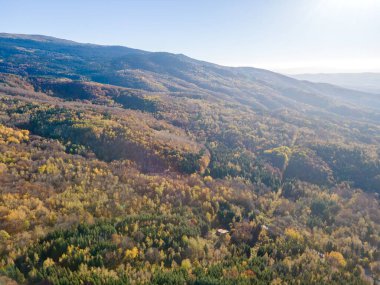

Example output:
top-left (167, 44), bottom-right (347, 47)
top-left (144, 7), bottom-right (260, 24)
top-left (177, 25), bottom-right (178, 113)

top-left (1, 0), bottom-right (379, 74)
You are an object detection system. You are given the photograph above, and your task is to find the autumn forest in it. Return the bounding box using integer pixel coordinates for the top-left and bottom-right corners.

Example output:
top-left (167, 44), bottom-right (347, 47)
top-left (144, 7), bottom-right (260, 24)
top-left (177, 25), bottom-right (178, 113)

top-left (0, 34), bottom-right (379, 285)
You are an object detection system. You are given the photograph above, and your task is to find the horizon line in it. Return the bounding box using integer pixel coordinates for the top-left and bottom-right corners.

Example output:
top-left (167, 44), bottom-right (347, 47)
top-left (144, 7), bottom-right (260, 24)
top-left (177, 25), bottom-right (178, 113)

top-left (1, 31), bottom-right (379, 75)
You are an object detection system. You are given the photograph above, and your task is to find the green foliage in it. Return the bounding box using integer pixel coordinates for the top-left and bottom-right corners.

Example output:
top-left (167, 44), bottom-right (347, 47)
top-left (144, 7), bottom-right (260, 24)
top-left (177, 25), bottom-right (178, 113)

top-left (313, 143), bottom-right (380, 193)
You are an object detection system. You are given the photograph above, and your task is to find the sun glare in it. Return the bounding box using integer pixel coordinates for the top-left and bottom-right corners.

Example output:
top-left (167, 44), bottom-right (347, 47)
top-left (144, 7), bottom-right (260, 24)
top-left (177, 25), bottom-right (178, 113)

top-left (322, 0), bottom-right (379, 9)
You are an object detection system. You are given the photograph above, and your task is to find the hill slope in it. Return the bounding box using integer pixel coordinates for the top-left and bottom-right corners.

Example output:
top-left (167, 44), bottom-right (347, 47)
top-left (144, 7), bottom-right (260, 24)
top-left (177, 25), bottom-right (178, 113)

top-left (2, 33), bottom-right (380, 115)
top-left (0, 34), bottom-right (379, 285)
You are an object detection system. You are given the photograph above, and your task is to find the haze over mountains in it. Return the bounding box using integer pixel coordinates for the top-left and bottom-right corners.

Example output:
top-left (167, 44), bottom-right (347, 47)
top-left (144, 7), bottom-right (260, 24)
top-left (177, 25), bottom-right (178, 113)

top-left (0, 33), bottom-right (379, 285)
top-left (291, 73), bottom-right (380, 95)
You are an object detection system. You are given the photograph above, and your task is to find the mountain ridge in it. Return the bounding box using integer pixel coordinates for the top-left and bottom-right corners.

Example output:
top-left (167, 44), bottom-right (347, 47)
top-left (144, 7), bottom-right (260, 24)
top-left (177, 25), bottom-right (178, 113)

top-left (1, 33), bottom-right (380, 118)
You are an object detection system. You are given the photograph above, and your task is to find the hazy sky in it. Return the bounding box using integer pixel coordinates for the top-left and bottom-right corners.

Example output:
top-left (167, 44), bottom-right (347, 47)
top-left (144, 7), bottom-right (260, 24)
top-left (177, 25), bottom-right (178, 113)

top-left (1, 0), bottom-right (379, 73)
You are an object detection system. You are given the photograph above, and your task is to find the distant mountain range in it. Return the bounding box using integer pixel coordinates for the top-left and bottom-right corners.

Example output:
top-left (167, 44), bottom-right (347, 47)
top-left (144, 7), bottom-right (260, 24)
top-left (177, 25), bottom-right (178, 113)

top-left (291, 72), bottom-right (380, 95)
top-left (1, 33), bottom-right (380, 115)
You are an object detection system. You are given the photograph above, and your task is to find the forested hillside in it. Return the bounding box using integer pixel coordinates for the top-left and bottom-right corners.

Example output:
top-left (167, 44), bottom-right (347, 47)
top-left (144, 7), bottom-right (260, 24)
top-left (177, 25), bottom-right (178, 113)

top-left (0, 34), bottom-right (379, 285)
